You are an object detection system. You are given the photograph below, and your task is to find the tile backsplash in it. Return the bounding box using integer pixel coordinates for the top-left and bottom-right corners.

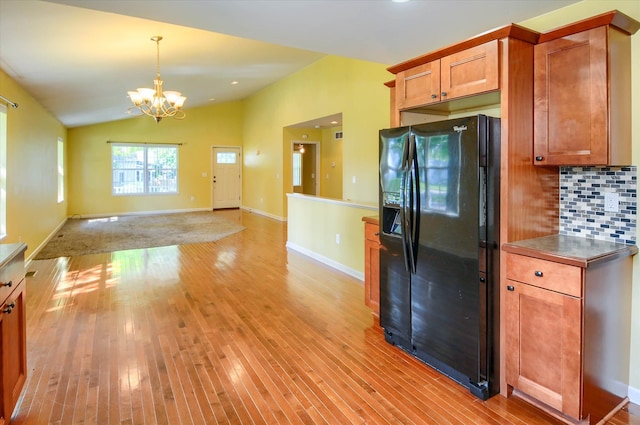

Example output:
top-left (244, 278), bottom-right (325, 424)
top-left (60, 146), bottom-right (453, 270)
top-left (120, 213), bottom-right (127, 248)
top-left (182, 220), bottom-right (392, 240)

top-left (560, 166), bottom-right (637, 244)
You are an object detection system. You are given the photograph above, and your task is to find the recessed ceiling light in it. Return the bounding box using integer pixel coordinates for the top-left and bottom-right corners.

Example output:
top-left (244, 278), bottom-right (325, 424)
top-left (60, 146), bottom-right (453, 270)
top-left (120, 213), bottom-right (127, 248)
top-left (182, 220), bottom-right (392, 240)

top-left (231, 81), bottom-right (239, 85)
top-left (208, 97), bottom-right (216, 101)
top-left (392, 0), bottom-right (410, 3)
top-left (331, 121), bottom-right (338, 125)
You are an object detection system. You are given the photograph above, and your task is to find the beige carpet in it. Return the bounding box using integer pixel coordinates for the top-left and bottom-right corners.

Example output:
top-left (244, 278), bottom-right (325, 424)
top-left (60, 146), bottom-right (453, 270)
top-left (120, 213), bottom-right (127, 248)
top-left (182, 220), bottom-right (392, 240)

top-left (35, 211), bottom-right (245, 259)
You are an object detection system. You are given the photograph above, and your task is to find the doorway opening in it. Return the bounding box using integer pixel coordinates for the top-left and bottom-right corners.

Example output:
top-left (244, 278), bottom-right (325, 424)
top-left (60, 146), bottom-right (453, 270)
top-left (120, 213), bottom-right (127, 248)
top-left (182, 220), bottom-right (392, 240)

top-left (292, 141), bottom-right (320, 195)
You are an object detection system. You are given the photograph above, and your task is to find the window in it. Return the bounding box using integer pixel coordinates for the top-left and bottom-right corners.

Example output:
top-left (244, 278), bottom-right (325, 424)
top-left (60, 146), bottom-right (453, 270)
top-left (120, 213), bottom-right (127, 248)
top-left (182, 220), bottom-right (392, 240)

top-left (292, 152), bottom-right (302, 187)
top-left (0, 104), bottom-right (6, 238)
top-left (111, 143), bottom-right (178, 195)
top-left (57, 137), bottom-right (64, 203)
top-left (216, 152), bottom-right (237, 164)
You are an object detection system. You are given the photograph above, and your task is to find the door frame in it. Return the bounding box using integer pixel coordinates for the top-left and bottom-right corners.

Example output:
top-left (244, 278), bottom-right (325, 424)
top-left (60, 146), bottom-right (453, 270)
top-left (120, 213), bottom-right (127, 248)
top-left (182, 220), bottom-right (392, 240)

top-left (211, 145), bottom-right (242, 209)
top-left (291, 140), bottom-right (320, 196)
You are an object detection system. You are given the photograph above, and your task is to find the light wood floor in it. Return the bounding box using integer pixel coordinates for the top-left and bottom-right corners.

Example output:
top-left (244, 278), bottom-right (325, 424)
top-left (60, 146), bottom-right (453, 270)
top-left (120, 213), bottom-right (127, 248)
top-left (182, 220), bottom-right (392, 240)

top-left (14, 210), bottom-right (640, 424)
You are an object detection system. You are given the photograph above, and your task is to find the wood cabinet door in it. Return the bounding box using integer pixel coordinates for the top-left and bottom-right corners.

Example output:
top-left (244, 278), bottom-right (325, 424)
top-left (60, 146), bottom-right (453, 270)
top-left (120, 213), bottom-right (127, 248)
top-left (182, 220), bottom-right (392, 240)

top-left (396, 60), bottom-right (441, 110)
top-left (440, 40), bottom-right (499, 101)
top-left (0, 280), bottom-right (27, 423)
top-left (533, 26), bottom-right (608, 165)
top-left (505, 280), bottom-right (582, 420)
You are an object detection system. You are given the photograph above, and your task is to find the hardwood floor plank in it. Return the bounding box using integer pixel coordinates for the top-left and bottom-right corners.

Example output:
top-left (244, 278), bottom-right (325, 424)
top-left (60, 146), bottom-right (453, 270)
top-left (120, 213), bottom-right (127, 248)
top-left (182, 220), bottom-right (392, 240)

top-left (11, 210), bottom-right (639, 425)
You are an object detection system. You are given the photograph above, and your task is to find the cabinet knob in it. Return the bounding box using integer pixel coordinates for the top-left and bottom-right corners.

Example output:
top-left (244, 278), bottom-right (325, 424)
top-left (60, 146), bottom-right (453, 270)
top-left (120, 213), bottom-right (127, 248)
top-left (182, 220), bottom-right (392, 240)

top-left (507, 285), bottom-right (515, 291)
top-left (1, 280), bottom-right (11, 288)
top-left (374, 232), bottom-right (380, 236)
top-left (2, 302), bottom-right (15, 314)
top-left (534, 271), bottom-right (543, 277)
top-left (431, 94), bottom-right (437, 99)
top-left (535, 156), bottom-right (544, 162)
top-left (441, 91), bottom-right (448, 97)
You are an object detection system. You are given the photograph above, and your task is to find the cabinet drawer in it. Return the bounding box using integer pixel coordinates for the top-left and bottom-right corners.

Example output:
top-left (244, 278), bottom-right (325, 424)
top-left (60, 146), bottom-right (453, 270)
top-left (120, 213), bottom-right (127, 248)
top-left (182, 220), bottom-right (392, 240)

top-left (364, 222), bottom-right (380, 243)
top-left (0, 254), bottom-right (25, 303)
top-left (506, 253), bottom-right (582, 297)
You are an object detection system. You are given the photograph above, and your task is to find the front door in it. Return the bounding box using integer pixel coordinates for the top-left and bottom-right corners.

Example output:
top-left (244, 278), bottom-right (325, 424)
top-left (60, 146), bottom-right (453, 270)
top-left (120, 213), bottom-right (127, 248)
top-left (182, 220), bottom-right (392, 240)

top-left (211, 147), bottom-right (241, 209)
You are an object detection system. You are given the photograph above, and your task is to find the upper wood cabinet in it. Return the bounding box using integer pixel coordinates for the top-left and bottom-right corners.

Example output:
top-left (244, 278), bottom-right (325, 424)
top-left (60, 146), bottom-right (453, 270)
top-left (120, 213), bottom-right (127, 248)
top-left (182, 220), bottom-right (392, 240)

top-left (440, 41), bottom-right (499, 101)
top-left (533, 11), bottom-right (639, 166)
top-left (395, 40), bottom-right (499, 111)
top-left (396, 60), bottom-right (440, 110)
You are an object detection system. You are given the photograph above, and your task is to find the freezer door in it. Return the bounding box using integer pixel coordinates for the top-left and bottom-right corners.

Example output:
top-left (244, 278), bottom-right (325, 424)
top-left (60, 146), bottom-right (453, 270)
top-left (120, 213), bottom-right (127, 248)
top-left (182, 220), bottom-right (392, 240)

top-left (409, 116), bottom-right (487, 385)
top-left (379, 128), bottom-right (412, 349)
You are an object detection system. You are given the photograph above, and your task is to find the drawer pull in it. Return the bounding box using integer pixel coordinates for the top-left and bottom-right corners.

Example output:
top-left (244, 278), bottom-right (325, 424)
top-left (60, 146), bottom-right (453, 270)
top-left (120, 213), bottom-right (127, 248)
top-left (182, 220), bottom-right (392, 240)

top-left (534, 271), bottom-right (543, 277)
top-left (374, 232), bottom-right (380, 236)
top-left (507, 285), bottom-right (515, 291)
top-left (3, 302), bottom-right (15, 314)
top-left (535, 156), bottom-right (544, 162)
top-left (1, 280), bottom-right (11, 288)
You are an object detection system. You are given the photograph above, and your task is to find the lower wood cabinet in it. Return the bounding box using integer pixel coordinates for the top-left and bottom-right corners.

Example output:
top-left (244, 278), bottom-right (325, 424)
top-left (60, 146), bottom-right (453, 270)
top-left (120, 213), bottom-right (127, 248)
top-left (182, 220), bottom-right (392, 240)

top-left (363, 218), bottom-right (380, 317)
top-left (505, 249), bottom-right (634, 424)
top-left (0, 244), bottom-right (27, 425)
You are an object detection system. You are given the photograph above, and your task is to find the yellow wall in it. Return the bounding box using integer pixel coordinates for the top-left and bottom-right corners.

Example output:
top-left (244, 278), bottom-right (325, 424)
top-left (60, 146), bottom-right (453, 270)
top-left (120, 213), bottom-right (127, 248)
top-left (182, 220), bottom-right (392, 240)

top-left (320, 126), bottom-right (343, 199)
top-left (242, 56), bottom-right (390, 219)
top-left (519, 0), bottom-right (640, 399)
top-left (287, 194), bottom-right (376, 277)
top-left (0, 69), bottom-right (67, 260)
top-left (67, 100), bottom-right (244, 216)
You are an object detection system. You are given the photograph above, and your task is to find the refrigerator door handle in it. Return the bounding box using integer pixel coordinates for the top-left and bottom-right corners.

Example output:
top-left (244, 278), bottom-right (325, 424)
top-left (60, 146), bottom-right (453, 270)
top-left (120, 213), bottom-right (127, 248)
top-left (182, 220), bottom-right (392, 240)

top-left (405, 134), bottom-right (419, 274)
top-left (399, 133), bottom-right (412, 273)
top-left (409, 135), bottom-right (420, 273)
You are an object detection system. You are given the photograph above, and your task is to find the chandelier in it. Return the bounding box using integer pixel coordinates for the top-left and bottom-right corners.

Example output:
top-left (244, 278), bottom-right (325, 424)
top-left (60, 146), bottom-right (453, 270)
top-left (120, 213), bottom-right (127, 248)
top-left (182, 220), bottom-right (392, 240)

top-left (128, 36), bottom-right (186, 123)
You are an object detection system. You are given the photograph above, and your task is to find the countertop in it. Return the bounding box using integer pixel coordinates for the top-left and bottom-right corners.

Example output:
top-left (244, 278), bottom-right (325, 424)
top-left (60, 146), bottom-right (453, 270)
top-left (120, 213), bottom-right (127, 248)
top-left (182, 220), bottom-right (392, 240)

top-left (0, 243), bottom-right (27, 269)
top-left (362, 216), bottom-right (379, 225)
top-left (502, 234), bottom-right (638, 268)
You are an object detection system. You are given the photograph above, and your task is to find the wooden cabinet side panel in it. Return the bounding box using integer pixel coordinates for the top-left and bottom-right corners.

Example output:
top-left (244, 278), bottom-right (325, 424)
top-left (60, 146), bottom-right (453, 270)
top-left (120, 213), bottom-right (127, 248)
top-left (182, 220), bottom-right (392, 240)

top-left (608, 27), bottom-right (632, 165)
top-left (583, 257), bottom-right (632, 423)
top-left (534, 27), bottom-right (609, 165)
top-left (364, 222), bottom-right (381, 316)
top-left (441, 40), bottom-right (499, 99)
top-left (500, 36), bottom-right (559, 397)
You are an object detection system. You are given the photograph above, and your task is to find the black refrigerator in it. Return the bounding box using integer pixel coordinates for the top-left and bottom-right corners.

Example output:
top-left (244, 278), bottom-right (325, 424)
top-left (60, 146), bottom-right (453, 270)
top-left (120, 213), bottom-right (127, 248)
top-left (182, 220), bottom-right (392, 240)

top-left (378, 115), bottom-right (500, 400)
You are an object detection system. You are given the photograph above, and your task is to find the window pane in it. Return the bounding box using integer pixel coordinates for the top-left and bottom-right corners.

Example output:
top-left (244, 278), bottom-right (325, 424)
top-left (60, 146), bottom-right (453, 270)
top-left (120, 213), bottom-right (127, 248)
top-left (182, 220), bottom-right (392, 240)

top-left (0, 104), bottom-right (6, 238)
top-left (57, 137), bottom-right (64, 203)
top-left (112, 145), bottom-right (144, 194)
top-left (147, 146), bottom-right (177, 193)
top-left (292, 152), bottom-right (302, 186)
top-left (217, 152), bottom-right (236, 164)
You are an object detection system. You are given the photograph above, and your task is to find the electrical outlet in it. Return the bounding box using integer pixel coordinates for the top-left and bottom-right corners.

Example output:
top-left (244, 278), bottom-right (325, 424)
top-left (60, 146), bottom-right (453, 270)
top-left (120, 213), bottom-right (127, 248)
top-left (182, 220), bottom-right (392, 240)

top-left (335, 233), bottom-right (341, 244)
top-left (604, 192), bottom-right (619, 213)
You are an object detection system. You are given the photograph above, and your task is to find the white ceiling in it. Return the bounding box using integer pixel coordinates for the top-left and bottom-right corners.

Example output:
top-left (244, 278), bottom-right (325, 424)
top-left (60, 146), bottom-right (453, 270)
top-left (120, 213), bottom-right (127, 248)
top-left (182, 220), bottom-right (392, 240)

top-left (0, 0), bottom-right (579, 128)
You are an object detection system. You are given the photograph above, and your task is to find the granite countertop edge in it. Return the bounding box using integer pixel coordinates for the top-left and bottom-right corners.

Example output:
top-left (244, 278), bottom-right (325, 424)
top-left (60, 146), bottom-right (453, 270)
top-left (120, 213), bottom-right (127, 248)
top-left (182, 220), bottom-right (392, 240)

top-left (502, 234), bottom-right (638, 268)
top-left (0, 243), bottom-right (28, 269)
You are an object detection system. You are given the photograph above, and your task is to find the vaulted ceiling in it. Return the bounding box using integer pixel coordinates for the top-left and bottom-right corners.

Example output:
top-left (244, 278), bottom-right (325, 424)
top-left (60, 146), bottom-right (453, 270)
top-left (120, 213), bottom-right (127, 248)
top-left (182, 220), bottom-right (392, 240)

top-left (0, 0), bottom-right (579, 127)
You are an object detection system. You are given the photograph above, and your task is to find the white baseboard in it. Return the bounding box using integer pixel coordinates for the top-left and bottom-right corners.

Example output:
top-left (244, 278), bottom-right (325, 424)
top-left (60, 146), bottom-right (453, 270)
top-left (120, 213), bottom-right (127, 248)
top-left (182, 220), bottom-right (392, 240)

top-left (629, 385), bottom-right (640, 404)
top-left (27, 217), bottom-right (68, 264)
top-left (286, 241), bottom-right (364, 281)
top-left (240, 206), bottom-right (286, 221)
